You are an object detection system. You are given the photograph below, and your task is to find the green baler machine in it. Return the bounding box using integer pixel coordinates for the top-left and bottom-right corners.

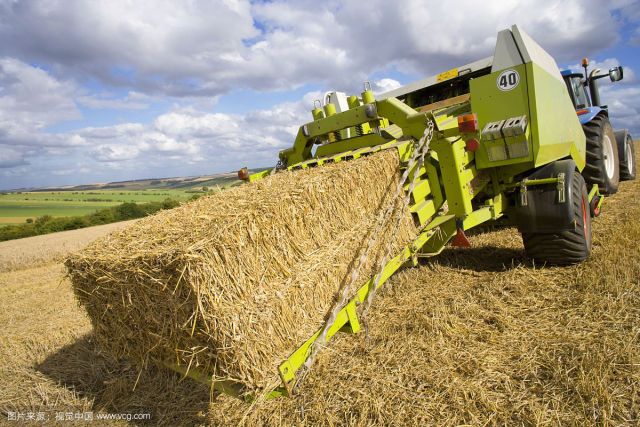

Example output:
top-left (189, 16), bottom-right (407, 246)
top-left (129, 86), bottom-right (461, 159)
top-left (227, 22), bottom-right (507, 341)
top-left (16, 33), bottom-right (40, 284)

top-left (212, 25), bottom-right (606, 399)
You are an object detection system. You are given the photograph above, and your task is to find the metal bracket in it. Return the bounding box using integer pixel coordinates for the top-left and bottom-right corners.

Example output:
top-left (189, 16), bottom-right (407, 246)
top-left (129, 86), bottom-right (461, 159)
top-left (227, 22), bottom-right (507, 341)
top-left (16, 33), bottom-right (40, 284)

top-left (339, 301), bottom-right (361, 334)
top-left (520, 179), bottom-right (528, 206)
top-left (556, 172), bottom-right (566, 203)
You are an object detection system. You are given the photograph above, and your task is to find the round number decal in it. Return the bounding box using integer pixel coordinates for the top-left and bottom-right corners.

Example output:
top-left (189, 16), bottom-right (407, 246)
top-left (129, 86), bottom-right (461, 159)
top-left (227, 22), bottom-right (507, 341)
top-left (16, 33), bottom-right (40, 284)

top-left (496, 69), bottom-right (520, 91)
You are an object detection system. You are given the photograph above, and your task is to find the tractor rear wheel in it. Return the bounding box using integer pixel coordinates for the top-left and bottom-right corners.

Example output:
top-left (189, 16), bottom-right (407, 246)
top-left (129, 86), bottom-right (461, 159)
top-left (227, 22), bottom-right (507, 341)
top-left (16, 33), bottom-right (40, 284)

top-left (582, 115), bottom-right (620, 194)
top-left (620, 133), bottom-right (636, 181)
top-left (521, 171), bottom-right (591, 265)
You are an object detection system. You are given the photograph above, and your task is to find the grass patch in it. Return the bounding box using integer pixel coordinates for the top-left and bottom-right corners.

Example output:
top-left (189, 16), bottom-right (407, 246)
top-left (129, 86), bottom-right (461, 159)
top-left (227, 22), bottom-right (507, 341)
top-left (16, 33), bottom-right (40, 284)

top-left (0, 190), bottom-right (194, 225)
top-left (0, 198), bottom-right (185, 242)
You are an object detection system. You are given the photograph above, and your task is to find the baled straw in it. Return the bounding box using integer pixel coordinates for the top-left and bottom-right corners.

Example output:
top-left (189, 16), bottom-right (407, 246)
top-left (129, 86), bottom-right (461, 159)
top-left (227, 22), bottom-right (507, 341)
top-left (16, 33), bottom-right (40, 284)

top-left (65, 150), bottom-right (417, 391)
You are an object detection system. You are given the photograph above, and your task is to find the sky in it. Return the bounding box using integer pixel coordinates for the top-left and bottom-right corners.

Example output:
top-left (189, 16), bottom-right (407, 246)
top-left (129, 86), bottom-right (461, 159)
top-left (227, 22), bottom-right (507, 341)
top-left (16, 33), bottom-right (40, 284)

top-left (0, 0), bottom-right (639, 190)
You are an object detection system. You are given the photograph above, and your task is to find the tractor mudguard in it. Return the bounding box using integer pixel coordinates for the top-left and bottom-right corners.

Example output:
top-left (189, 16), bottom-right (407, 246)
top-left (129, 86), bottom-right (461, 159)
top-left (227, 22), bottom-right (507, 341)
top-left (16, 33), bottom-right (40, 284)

top-left (511, 159), bottom-right (578, 233)
top-left (576, 106), bottom-right (604, 125)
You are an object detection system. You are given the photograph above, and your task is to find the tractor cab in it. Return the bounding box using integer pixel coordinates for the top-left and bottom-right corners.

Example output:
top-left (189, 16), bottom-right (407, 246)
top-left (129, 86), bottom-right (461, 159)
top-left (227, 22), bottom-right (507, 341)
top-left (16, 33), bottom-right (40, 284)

top-left (562, 71), bottom-right (591, 109)
top-left (561, 58), bottom-right (624, 124)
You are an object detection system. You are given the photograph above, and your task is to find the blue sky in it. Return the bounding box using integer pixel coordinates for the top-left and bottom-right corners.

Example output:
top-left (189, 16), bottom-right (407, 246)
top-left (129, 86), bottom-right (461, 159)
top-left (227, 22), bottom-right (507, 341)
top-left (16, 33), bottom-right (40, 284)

top-left (0, 0), bottom-right (639, 190)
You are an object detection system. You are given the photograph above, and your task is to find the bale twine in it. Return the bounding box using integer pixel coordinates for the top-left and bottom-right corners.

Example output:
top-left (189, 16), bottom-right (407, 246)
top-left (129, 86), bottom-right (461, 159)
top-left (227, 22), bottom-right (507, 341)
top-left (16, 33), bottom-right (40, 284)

top-left (65, 150), bottom-right (418, 391)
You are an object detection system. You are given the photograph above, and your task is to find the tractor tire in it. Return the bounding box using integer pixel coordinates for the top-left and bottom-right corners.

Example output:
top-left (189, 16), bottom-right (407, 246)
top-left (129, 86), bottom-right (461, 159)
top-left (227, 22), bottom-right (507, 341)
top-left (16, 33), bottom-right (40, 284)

top-left (582, 115), bottom-right (620, 194)
top-left (620, 133), bottom-right (636, 181)
top-left (521, 171), bottom-right (591, 265)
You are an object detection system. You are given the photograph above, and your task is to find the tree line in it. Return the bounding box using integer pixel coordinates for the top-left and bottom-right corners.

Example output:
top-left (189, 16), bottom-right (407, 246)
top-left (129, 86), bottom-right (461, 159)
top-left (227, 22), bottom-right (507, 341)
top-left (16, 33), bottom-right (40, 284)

top-left (0, 198), bottom-right (182, 242)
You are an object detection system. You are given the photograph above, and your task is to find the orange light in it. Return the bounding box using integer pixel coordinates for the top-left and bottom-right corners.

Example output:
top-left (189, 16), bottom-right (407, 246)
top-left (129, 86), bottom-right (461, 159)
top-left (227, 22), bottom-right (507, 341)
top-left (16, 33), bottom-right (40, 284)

top-left (581, 57), bottom-right (589, 67)
top-left (465, 138), bottom-right (480, 152)
top-left (576, 109), bottom-right (589, 116)
top-left (457, 113), bottom-right (478, 133)
top-left (238, 167), bottom-right (249, 181)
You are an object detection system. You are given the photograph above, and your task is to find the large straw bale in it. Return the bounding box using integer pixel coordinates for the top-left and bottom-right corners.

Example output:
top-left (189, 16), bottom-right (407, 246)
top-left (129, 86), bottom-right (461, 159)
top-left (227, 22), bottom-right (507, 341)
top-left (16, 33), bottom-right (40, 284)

top-left (65, 150), bottom-right (417, 391)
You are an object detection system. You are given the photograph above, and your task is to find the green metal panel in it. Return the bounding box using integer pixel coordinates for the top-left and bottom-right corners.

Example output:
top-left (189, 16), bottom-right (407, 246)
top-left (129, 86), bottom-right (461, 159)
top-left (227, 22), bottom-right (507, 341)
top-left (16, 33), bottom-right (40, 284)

top-left (430, 137), bottom-right (476, 216)
top-left (248, 168), bottom-right (273, 182)
top-left (315, 133), bottom-right (388, 158)
top-left (470, 62), bottom-right (586, 172)
top-left (470, 63), bottom-right (533, 170)
top-left (406, 178), bottom-right (431, 204)
top-left (425, 158), bottom-right (444, 209)
top-left (279, 128), bottom-right (313, 166)
top-left (306, 103), bottom-right (377, 137)
top-left (526, 62), bottom-right (586, 169)
top-left (410, 198), bottom-right (437, 224)
top-left (376, 98), bottom-right (430, 140)
top-left (164, 362), bottom-right (287, 401)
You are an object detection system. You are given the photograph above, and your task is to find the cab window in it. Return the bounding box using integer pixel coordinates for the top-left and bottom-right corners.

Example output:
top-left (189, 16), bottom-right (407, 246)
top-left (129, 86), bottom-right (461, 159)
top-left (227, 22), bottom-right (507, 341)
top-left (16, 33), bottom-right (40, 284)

top-left (566, 76), bottom-right (590, 109)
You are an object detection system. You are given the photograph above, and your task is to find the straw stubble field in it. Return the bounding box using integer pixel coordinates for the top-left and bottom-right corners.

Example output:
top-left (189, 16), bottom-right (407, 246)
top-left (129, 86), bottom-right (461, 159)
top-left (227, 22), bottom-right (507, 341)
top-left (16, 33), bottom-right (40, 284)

top-left (0, 147), bottom-right (639, 426)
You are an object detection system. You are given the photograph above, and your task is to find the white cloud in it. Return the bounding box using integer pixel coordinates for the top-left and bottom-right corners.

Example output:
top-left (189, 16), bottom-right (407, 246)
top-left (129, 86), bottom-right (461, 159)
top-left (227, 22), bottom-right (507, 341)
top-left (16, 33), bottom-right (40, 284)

top-left (77, 91), bottom-right (151, 110)
top-left (154, 111), bottom-right (241, 138)
top-left (0, 146), bottom-right (27, 168)
top-left (373, 79), bottom-right (401, 95)
top-left (93, 144), bottom-right (141, 162)
top-left (566, 58), bottom-right (636, 84)
top-left (604, 85), bottom-right (640, 130)
top-left (0, 0), bottom-right (631, 97)
top-left (51, 165), bottom-right (91, 176)
top-left (0, 58), bottom-right (79, 131)
top-left (0, 58), bottom-right (86, 173)
top-left (79, 123), bottom-right (145, 140)
top-left (41, 96), bottom-right (311, 182)
top-left (0, 0), bottom-right (257, 96)
top-left (0, 0), bottom-right (638, 189)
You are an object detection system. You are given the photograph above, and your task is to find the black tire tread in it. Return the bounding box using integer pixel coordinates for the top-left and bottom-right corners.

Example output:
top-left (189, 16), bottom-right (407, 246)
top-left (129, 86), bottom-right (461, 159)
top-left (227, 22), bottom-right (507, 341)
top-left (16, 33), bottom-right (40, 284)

top-left (581, 114), bottom-right (619, 194)
top-left (522, 171), bottom-right (591, 265)
top-left (620, 135), bottom-right (636, 181)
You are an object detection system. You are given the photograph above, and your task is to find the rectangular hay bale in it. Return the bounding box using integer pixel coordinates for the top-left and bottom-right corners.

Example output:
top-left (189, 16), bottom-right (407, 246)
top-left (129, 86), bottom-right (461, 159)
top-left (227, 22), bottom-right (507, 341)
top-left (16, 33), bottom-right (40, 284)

top-left (65, 150), bottom-right (418, 391)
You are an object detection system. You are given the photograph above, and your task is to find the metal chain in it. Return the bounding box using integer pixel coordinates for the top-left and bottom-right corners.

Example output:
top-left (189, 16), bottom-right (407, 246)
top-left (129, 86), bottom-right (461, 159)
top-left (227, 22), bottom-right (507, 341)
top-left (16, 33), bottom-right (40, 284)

top-left (299, 118), bottom-right (435, 378)
top-left (361, 120), bottom-right (434, 321)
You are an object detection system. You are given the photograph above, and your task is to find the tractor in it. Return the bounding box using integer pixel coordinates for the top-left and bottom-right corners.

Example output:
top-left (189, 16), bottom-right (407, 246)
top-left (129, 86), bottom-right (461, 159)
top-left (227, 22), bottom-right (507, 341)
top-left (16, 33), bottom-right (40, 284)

top-left (561, 59), bottom-right (636, 194)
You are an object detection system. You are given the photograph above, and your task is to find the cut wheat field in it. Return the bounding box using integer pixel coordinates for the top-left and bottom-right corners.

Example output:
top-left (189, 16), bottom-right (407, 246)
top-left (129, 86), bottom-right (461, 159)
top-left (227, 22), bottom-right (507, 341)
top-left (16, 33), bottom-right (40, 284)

top-left (0, 220), bottom-right (137, 273)
top-left (0, 152), bottom-right (638, 426)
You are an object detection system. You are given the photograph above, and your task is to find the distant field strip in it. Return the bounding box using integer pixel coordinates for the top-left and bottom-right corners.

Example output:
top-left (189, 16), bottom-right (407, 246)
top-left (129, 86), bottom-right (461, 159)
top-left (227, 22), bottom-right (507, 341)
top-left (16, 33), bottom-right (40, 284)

top-left (0, 190), bottom-right (193, 225)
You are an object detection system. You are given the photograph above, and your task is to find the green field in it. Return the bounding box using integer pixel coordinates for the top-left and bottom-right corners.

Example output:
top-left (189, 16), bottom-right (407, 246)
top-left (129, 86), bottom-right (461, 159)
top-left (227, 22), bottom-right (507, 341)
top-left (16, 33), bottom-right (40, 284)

top-left (0, 190), bottom-right (195, 226)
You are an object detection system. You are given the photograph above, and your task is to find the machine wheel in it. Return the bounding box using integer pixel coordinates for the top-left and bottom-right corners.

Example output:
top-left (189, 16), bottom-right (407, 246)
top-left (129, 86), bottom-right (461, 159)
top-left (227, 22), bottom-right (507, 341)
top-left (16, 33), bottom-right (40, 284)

top-left (521, 171), bottom-right (591, 265)
top-left (620, 133), bottom-right (636, 181)
top-left (582, 115), bottom-right (620, 194)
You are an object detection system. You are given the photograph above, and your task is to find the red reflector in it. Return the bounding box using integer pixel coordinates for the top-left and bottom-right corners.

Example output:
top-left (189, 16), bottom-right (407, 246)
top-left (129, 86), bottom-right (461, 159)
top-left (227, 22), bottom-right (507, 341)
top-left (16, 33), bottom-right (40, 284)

top-left (457, 113), bottom-right (478, 133)
top-left (238, 167), bottom-right (249, 181)
top-left (591, 195), bottom-right (602, 217)
top-left (465, 138), bottom-right (480, 152)
top-left (451, 228), bottom-right (471, 248)
top-left (576, 109), bottom-right (589, 116)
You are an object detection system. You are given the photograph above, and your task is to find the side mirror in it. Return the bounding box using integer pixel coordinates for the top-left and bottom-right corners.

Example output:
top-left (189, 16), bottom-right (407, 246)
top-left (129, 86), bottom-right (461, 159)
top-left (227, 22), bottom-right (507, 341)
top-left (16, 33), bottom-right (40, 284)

top-left (609, 66), bottom-right (623, 82)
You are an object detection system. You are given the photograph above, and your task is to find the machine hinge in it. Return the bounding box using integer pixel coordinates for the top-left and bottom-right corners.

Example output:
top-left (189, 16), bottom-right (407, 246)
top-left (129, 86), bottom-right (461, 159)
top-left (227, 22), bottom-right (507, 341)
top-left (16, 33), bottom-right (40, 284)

top-left (557, 172), bottom-right (566, 203)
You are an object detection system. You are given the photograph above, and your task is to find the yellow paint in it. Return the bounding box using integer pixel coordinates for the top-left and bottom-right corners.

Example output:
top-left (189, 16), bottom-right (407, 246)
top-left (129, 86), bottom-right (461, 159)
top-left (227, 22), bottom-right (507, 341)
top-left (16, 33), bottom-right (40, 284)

top-left (437, 68), bottom-right (458, 82)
